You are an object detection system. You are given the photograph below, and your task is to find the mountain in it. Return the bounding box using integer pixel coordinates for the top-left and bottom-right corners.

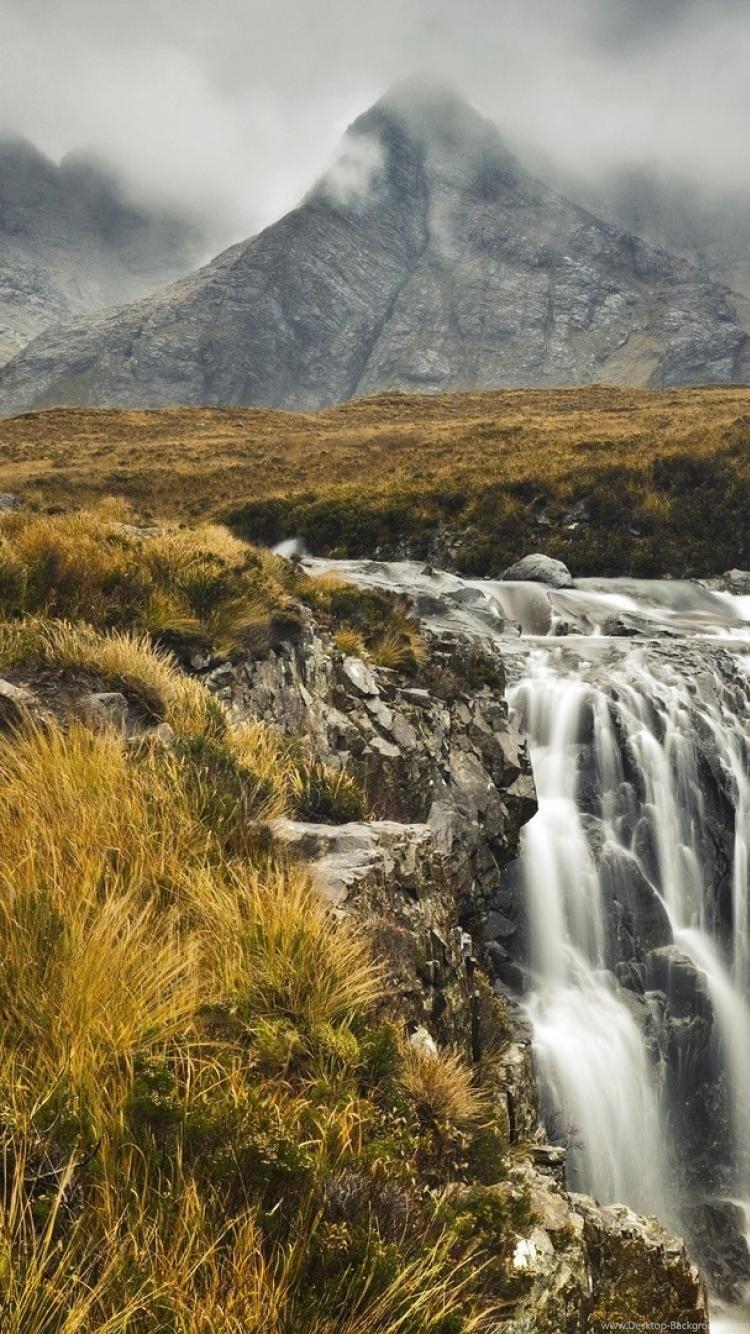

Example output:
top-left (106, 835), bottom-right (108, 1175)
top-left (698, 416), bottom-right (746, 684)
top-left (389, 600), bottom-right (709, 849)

top-left (0, 81), bottom-right (748, 415)
top-left (0, 135), bottom-right (206, 365)
top-left (574, 166), bottom-right (750, 304)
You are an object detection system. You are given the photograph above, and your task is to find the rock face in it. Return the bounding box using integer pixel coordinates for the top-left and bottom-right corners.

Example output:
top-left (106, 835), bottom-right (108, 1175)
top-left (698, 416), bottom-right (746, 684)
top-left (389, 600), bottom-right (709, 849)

top-left (0, 80), bottom-right (747, 414)
top-left (192, 607), bottom-right (708, 1329)
top-left (579, 164), bottom-right (750, 307)
top-left (0, 135), bottom-right (205, 366)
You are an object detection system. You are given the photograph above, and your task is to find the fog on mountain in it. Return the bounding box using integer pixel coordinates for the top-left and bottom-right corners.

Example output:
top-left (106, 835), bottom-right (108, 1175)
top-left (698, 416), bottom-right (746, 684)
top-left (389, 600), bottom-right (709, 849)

top-left (0, 79), bottom-right (747, 416)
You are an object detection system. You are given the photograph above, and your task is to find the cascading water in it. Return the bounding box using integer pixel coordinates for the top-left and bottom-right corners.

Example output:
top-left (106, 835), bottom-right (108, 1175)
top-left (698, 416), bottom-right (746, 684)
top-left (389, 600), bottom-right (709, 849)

top-left (510, 655), bottom-right (671, 1220)
top-left (509, 642), bottom-right (750, 1224)
top-left (305, 554), bottom-right (750, 1314)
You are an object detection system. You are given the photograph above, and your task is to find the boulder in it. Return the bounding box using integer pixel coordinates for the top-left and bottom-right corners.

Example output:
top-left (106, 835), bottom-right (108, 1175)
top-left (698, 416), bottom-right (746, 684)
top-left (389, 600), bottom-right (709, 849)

top-left (501, 553), bottom-right (574, 589)
top-left (270, 817), bottom-right (437, 908)
top-left (684, 1199), bottom-right (750, 1302)
top-left (645, 946), bottom-right (712, 1020)
top-left (572, 1195), bottom-right (709, 1329)
top-left (341, 655), bottom-right (379, 698)
top-left (0, 493), bottom-right (23, 512)
top-left (600, 846), bottom-right (673, 960)
top-left (0, 678), bottom-right (34, 730)
top-left (723, 568), bottom-right (750, 595)
top-left (77, 691), bottom-right (130, 733)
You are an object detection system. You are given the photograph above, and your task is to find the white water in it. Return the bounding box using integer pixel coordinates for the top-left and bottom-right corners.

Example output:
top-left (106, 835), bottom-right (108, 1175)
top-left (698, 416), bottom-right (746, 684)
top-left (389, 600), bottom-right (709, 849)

top-left (511, 654), bottom-right (672, 1219)
top-left (509, 638), bottom-right (750, 1219)
top-left (305, 557), bottom-right (750, 1310)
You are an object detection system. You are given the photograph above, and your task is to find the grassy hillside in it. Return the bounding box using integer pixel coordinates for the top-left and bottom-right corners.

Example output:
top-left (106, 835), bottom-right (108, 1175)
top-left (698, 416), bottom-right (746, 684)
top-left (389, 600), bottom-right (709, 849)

top-left (1, 385), bottom-right (749, 575)
top-left (0, 507), bottom-right (520, 1330)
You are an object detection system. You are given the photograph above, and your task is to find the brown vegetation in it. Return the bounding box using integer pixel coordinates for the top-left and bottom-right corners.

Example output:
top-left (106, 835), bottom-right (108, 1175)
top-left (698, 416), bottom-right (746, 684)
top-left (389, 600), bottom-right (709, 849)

top-left (1, 385), bottom-right (749, 574)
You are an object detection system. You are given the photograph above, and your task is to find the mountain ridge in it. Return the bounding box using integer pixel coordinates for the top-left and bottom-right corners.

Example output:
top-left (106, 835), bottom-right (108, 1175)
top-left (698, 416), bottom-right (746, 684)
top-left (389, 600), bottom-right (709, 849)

top-left (0, 81), bottom-right (747, 415)
top-left (0, 133), bottom-right (206, 367)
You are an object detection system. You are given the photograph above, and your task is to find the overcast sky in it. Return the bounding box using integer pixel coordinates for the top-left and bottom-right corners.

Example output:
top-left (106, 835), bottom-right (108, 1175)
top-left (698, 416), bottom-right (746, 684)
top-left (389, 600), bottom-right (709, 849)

top-left (1, 0), bottom-right (748, 246)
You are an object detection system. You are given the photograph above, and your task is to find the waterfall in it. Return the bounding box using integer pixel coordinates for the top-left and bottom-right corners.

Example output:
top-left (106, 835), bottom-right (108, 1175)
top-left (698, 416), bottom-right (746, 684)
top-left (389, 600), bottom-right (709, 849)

top-left (304, 555), bottom-right (750, 1301)
top-left (510, 657), bottom-right (671, 1219)
top-left (509, 641), bottom-right (750, 1222)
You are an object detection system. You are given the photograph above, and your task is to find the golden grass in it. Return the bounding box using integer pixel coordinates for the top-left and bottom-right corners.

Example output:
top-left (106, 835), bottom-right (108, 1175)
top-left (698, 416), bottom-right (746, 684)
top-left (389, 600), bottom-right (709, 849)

top-left (0, 502), bottom-right (427, 675)
top-left (193, 864), bottom-right (380, 1033)
top-left (0, 632), bottom-right (504, 1327)
top-left (333, 627), bottom-right (368, 658)
top-left (401, 1046), bottom-right (488, 1133)
top-left (0, 504), bottom-right (301, 654)
top-left (0, 387), bottom-right (746, 519)
top-left (2, 385), bottom-right (747, 575)
top-left (0, 494), bottom-right (524, 1325)
top-left (0, 617), bottom-right (224, 735)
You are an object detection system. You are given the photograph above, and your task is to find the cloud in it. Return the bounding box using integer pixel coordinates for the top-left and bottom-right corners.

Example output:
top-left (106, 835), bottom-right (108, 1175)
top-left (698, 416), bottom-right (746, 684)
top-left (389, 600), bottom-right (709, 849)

top-left (0, 0), bottom-right (747, 253)
top-left (316, 133), bottom-right (385, 209)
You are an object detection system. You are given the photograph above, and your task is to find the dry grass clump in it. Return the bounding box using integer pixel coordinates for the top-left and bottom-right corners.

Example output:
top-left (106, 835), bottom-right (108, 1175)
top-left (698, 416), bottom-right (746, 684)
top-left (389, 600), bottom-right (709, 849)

top-left (333, 627), bottom-right (368, 658)
top-left (0, 504), bottom-right (302, 656)
top-left (401, 1045), bottom-right (489, 1133)
top-left (0, 667), bottom-right (506, 1327)
top-left (200, 865), bottom-right (380, 1033)
top-left (288, 758), bottom-right (366, 824)
top-left (0, 502), bottom-right (427, 677)
top-left (0, 617), bottom-right (224, 735)
top-left (297, 573), bottom-right (424, 674)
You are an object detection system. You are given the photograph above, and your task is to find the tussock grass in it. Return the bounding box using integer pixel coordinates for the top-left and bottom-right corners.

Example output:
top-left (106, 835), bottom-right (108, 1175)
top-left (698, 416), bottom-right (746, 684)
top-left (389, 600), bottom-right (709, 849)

top-left (0, 502), bottom-right (426, 675)
top-left (298, 575), bottom-right (424, 673)
top-left (289, 759), bottom-right (366, 824)
top-left (0, 504), bottom-right (302, 655)
top-left (0, 617), bottom-right (224, 734)
top-left (402, 1046), bottom-right (488, 1133)
top-left (0, 636), bottom-right (508, 1327)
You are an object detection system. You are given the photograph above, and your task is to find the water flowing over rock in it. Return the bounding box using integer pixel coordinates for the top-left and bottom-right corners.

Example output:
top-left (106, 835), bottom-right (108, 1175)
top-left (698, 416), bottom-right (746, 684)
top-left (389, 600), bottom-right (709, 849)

top-left (294, 554), bottom-right (750, 1321)
top-left (188, 573), bottom-right (726, 1326)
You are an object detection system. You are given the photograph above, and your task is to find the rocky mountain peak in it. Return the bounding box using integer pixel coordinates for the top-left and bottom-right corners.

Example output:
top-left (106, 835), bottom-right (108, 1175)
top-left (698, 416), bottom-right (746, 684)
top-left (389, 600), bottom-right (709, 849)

top-left (311, 77), bottom-right (523, 216)
top-left (0, 83), bottom-right (747, 414)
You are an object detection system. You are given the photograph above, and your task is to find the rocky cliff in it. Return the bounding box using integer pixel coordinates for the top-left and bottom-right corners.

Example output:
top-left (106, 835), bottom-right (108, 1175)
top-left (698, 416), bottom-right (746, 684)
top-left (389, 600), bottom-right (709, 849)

top-left (0, 80), bottom-right (748, 416)
top-left (576, 165), bottom-right (750, 314)
top-left (186, 607), bottom-right (709, 1330)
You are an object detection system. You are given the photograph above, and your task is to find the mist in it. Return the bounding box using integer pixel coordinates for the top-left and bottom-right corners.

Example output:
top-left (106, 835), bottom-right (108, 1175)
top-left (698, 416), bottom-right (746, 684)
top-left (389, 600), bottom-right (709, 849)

top-left (1, 0), bottom-right (748, 253)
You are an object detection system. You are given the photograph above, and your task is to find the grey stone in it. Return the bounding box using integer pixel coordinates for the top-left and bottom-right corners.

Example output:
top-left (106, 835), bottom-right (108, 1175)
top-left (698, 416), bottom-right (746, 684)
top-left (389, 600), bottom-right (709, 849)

top-left (484, 910), bottom-right (517, 941)
top-left (723, 568), bottom-right (750, 595)
top-left (78, 691), bottom-right (130, 733)
top-left (341, 656), bottom-right (380, 698)
top-left (364, 696), bottom-right (394, 731)
top-left (0, 678), bottom-right (32, 703)
top-left (389, 711), bottom-right (418, 750)
top-left (270, 817), bottom-right (437, 908)
top-left (645, 946), bottom-right (713, 1020)
top-left (501, 553), bottom-right (574, 589)
top-left (409, 1026), bottom-right (438, 1056)
top-left (0, 677), bottom-right (34, 729)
